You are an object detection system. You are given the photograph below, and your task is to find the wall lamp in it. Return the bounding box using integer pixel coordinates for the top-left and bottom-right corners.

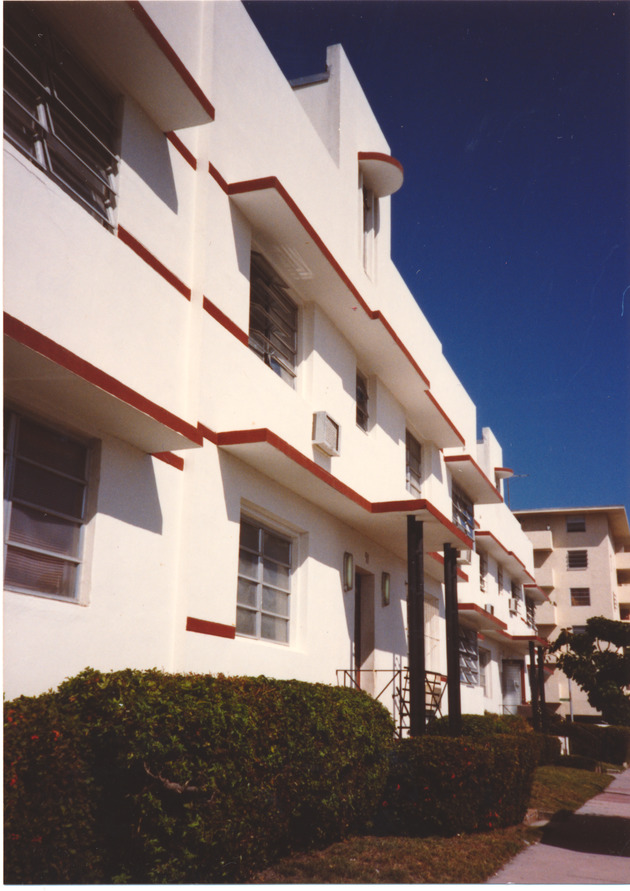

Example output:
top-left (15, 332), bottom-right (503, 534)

top-left (381, 572), bottom-right (391, 607)
top-left (343, 552), bottom-right (354, 591)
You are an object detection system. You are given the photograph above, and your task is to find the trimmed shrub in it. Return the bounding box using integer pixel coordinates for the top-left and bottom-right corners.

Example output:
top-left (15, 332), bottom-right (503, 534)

top-left (555, 754), bottom-right (600, 771)
top-left (427, 712), bottom-right (532, 738)
top-left (550, 720), bottom-right (630, 765)
top-left (532, 732), bottom-right (562, 766)
top-left (375, 733), bottom-right (537, 837)
top-left (5, 669), bottom-right (395, 884)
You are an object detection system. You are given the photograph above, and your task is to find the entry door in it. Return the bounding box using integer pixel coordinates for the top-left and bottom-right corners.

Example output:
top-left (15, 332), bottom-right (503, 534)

top-left (502, 660), bottom-right (524, 715)
top-left (354, 571), bottom-right (375, 693)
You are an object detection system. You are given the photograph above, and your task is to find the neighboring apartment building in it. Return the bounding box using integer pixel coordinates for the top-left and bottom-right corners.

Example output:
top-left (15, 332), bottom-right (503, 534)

top-left (516, 506), bottom-right (630, 721)
top-left (3, 0), bottom-right (546, 728)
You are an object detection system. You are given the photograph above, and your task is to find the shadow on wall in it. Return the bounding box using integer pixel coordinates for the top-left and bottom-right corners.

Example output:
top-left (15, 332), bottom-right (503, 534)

top-left (121, 100), bottom-right (178, 213)
top-left (96, 441), bottom-right (163, 535)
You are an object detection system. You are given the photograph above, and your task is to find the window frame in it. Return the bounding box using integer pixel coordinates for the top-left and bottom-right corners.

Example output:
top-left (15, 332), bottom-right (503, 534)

top-left (479, 550), bottom-right (488, 592)
top-left (459, 626), bottom-right (479, 686)
top-left (452, 483), bottom-right (474, 540)
top-left (3, 409), bottom-right (92, 603)
top-left (236, 515), bottom-right (294, 645)
top-left (566, 516), bottom-right (586, 533)
top-left (567, 549), bottom-right (588, 569)
top-left (405, 430), bottom-right (422, 496)
top-left (248, 251), bottom-right (298, 386)
top-left (570, 587), bottom-right (591, 607)
top-left (3, 3), bottom-right (120, 230)
top-left (356, 369), bottom-right (369, 432)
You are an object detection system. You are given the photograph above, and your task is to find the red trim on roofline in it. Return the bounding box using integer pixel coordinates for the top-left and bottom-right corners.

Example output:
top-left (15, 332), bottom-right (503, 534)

top-left (165, 131), bottom-right (197, 170)
top-left (117, 226), bottom-right (191, 300)
top-left (186, 616), bottom-right (236, 639)
top-left (444, 453), bottom-right (502, 500)
top-left (423, 391), bottom-right (465, 446)
top-left (126, 1), bottom-right (215, 121)
top-left (4, 314), bottom-right (203, 445)
top-left (358, 151), bottom-right (404, 177)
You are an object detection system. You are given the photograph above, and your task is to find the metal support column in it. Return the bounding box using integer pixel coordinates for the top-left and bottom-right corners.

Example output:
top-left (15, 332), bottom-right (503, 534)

top-left (537, 646), bottom-right (548, 733)
top-left (407, 516), bottom-right (425, 736)
top-left (528, 640), bottom-right (540, 731)
top-left (444, 542), bottom-right (461, 735)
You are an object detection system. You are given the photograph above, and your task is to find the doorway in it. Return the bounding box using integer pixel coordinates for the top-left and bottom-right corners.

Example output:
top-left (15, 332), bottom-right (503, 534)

top-left (354, 570), bottom-right (375, 694)
top-left (502, 659), bottom-right (524, 715)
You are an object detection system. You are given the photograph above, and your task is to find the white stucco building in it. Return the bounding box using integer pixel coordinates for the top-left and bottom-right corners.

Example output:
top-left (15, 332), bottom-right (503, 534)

top-left (3, 0), bottom-right (546, 728)
top-left (516, 506), bottom-right (630, 721)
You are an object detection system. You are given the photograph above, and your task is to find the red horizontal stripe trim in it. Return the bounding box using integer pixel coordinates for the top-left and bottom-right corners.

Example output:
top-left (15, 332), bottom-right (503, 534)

top-left (208, 161), bottom-right (230, 193)
top-left (223, 174), bottom-right (437, 392)
top-left (458, 602), bottom-right (508, 630)
top-left (117, 226), bottom-right (191, 299)
top-left (4, 313), bottom-right (203, 446)
top-left (126, 1), bottom-right (215, 121)
top-left (203, 297), bottom-right (249, 346)
top-left (216, 426), bottom-right (473, 546)
top-left (444, 453), bottom-right (503, 500)
top-left (424, 390), bottom-right (465, 446)
top-left (153, 451), bottom-right (184, 470)
top-left (166, 131), bottom-right (197, 170)
top-left (427, 551), bottom-right (469, 580)
top-left (197, 422), bottom-right (218, 444)
top-left (186, 616), bottom-right (236, 639)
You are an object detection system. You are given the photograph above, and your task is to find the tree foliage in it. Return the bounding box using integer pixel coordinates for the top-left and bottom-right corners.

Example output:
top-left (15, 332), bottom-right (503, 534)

top-left (550, 617), bottom-right (630, 725)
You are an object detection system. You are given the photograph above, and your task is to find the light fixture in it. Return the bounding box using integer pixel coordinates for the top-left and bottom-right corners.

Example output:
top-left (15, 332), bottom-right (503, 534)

top-left (343, 552), bottom-right (354, 591)
top-left (381, 572), bottom-right (391, 607)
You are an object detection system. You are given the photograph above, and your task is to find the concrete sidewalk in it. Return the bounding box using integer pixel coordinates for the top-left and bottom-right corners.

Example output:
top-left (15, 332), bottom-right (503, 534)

top-left (488, 768), bottom-right (630, 884)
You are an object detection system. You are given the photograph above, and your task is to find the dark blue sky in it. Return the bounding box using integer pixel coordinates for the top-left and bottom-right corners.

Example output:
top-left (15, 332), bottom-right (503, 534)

top-left (244, 0), bottom-right (629, 514)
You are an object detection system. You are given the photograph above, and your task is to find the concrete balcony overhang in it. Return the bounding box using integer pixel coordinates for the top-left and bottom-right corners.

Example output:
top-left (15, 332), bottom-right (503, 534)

top-left (216, 427), bottom-right (472, 560)
top-left (444, 454), bottom-right (503, 504)
top-left (4, 319), bottom-right (202, 454)
top-left (458, 603), bottom-right (508, 634)
top-left (475, 529), bottom-right (535, 585)
top-left (40, 1), bottom-right (214, 130)
top-left (223, 175), bottom-right (464, 449)
top-left (358, 152), bottom-right (404, 197)
top-left (524, 583), bottom-right (549, 604)
top-left (480, 624), bottom-right (548, 653)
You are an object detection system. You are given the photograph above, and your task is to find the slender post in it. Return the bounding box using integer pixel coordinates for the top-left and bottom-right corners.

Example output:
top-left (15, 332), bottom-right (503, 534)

top-left (537, 646), bottom-right (548, 733)
top-left (528, 640), bottom-right (540, 731)
top-left (407, 516), bottom-right (425, 735)
top-left (444, 542), bottom-right (461, 735)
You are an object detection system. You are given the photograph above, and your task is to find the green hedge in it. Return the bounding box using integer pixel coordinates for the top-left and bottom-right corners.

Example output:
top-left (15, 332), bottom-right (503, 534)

top-left (550, 720), bottom-right (630, 765)
top-left (375, 734), bottom-right (538, 837)
top-left (5, 669), bottom-right (395, 884)
top-left (428, 712), bottom-right (532, 738)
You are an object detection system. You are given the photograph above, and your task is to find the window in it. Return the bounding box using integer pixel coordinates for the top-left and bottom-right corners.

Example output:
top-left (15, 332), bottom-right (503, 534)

top-left (479, 551), bottom-right (488, 592)
top-left (570, 588), bottom-right (591, 607)
top-left (405, 430), bottom-right (422, 496)
top-left (479, 649), bottom-right (491, 697)
top-left (3, 3), bottom-right (118, 229)
top-left (525, 598), bottom-right (536, 629)
top-left (452, 484), bottom-right (474, 539)
top-left (236, 518), bottom-right (292, 643)
top-left (620, 604), bottom-right (630, 622)
top-left (511, 581), bottom-right (521, 601)
top-left (566, 516), bottom-right (586, 533)
top-left (567, 549), bottom-right (588, 569)
top-left (497, 566), bottom-right (504, 593)
top-left (248, 252), bottom-right (298, 385)
top-left (356, 371), bottom-right (369, 431)
top-left (424, 596), bottom-right (440, 672)
top-left (362, 184), bottom-right (378, 277)
top-left (4, 410), bottom-right (90, 601)
top-left (459, 627), bottom-right (479, 685)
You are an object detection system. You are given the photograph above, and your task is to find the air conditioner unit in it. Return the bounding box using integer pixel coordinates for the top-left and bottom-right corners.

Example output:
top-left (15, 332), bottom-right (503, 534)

top-left (509, 598), bottom-right (519, 613)
top-left (457, 549), bottom-right (472, 565)
top-left (484, 603), bottom-right (495, 616)
top-left (312, 412), bottom-right (341, 456)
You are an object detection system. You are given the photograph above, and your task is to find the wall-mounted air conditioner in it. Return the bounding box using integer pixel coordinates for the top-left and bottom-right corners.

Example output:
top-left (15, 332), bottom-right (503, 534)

top-left (508, 598), bottom-right (519, 613)
top-left (312, 412), bottom-right (341, 456)
top-left (485, 603), bottom-right (495, 615)
top-left (457, 549), bottom-right (472, 565)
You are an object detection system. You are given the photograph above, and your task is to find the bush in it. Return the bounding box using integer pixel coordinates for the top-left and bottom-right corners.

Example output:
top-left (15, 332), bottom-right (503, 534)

top-left (532, 732), bottom-right (562, 766)
top-left (550, 720), bottom-right (630, 765)
top-left (427, 712), bottom-right (532, 738)
top-left (4, 669), bottom-right (395, 883)
top-left (375, 733), bottom-right (537, 837)
top-left (555, 754), bottom-right (600, 771)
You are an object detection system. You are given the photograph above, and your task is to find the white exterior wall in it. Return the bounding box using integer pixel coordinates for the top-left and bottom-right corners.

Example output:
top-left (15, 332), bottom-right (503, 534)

top-left (4, 0), bottom-right (540, 723)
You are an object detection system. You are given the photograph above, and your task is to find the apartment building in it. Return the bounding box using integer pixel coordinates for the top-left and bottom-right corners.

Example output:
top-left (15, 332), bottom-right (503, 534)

top-left (516, 506), bottom-right (630, 720)
top-left (3, 0), bottom-right (545, 728)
